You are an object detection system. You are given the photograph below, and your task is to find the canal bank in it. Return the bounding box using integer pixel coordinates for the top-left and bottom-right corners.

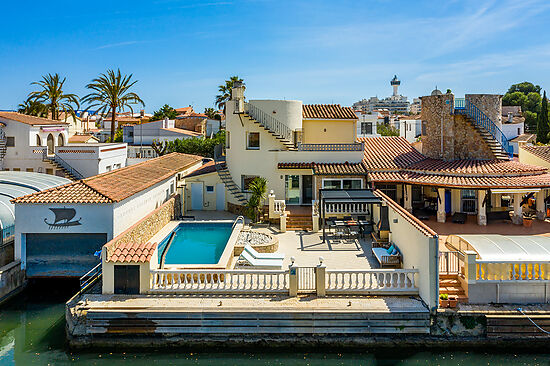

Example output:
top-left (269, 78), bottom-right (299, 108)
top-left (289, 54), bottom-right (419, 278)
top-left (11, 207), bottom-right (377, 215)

top-left (1, 280), bottom-right (550, 365)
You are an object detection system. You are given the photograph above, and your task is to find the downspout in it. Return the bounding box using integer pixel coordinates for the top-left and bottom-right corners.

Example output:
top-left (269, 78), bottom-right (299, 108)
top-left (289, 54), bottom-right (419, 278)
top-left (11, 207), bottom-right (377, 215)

top-left (431, 233), bottom-right (440, 313)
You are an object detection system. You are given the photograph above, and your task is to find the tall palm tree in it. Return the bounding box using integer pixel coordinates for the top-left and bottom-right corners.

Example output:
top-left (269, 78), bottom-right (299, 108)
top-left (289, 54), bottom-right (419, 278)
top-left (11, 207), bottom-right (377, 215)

top-left (27, 73), bottom-right (80, 120)
top-left (18, 98), bottom-right (48, 117)
top-left (81, 69), bottom-right (145, 142)
top-left (215, 76), bottom-right (244, 114)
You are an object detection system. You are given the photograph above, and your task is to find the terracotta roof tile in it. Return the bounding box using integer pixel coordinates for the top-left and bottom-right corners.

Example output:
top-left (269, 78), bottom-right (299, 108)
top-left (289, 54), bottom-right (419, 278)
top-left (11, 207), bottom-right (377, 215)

top-left (277, 162), bottom-right (366, 175)
top-left (521, 145), bottom-right (550, 163)
top-left (0, 112), bottom-right (70, 126)
top-left (13, 153), bottom-right (202, 204)
top-left (302, 104), bottom-right (357, 120)
top-left (360, 136), bottom-right (426, 170)
top-left (110, 241), bottom-right (156, 263)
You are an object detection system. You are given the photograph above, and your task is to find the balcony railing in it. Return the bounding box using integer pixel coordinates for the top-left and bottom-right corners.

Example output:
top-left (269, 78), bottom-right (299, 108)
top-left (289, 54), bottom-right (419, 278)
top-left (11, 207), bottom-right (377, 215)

top-left (297, 143), bottom-right (363, 152)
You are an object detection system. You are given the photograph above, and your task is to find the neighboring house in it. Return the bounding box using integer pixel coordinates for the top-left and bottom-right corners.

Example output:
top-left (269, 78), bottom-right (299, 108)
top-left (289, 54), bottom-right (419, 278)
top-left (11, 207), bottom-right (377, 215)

top-left (356, 111), bottom-right (381, 138)
top-left (398, 116), bottom-right (422, 142)
top-left (175, 116), bottom-right (207, 137)
top-left (501, 105), bottom-right (526, 155)
top-left (12, 153), bottom-right (203, 278)
top-left (123, 119), bottom-right (203, 145)
top-left (0, 112), bottom-right (126, 179)
top-left (184, 160), bottom-right (227, 211)
top-left (68, 134), bottom-right (99, 144)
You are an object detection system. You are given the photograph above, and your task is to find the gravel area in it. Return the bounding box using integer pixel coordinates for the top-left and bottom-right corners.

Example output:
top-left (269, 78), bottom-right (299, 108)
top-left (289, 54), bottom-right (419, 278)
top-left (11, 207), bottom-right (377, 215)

top-left (236, 231), bottom-right (272, 246)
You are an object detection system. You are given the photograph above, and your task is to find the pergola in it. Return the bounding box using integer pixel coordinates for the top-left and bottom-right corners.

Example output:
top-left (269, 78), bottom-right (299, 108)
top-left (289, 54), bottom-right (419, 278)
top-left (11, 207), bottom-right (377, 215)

top-left (319, 189), bottom-right (383, 242)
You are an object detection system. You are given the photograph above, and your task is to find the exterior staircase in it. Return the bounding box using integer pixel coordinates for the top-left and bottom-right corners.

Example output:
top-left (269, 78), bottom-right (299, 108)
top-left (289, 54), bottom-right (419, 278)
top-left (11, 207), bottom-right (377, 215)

top-left (439, 274), bottom-right (468, 303)
top-left (213, 145), bottom-right (247, 205)
top-left (42, 153), bottom-right (84, 181)
top-left (455, 98), bottom-right (512, 160)
top-left (285, 206), bottom-right (313, 231)
top-left (244, 103), bottom-right (297, 151)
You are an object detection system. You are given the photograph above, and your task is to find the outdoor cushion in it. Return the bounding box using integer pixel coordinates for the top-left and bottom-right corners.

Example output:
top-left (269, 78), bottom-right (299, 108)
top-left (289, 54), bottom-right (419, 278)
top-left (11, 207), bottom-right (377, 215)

top-left (386, 245), bottom-right (394, 255)
top-left (391, 248), bottom-right (398, 255)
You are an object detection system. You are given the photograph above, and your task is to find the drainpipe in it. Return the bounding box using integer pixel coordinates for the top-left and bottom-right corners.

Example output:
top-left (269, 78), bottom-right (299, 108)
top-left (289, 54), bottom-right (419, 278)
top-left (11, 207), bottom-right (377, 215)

top-left (432, 234), bottom-right (440, 313)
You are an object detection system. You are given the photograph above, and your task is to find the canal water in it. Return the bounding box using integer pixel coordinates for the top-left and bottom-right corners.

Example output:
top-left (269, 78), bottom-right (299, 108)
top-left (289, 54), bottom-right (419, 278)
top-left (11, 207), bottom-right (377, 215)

top-left (1, 280), bottom-right (549, 365)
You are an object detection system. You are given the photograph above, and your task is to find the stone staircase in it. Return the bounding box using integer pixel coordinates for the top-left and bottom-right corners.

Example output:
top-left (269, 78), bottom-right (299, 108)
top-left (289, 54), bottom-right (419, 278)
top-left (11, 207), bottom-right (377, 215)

top-left (244, 103), bottom-right (297, 151)
top-left (464, 116), bottom-right (509, 160)
top-left (285, 212), bottom-right (313, 231)
top-left (439, 274), bottom-right (468, 303)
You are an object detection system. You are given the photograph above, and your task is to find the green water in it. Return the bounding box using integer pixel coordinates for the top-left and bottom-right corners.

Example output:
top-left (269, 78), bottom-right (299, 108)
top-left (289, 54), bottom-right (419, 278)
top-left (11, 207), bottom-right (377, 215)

top-left (1, 281), bottom-right (550, 365)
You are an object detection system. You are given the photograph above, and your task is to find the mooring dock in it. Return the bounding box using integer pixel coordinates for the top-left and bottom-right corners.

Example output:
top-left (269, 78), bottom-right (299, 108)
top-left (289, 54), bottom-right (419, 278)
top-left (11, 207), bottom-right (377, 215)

top-left (66, 294), bottom-right (430, 346)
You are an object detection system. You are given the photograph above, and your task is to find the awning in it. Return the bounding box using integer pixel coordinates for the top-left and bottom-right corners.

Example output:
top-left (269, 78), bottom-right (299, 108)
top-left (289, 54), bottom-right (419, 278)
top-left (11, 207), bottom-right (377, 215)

top-left (452, 234), bottom-right (550, 262)
top-left (491, 188), bottom-right (541, 194)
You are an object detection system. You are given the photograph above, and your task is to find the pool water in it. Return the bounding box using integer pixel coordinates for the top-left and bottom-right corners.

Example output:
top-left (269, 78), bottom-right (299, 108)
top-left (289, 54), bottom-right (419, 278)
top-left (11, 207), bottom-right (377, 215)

top-left (158, 222), bottom-right (233, 265)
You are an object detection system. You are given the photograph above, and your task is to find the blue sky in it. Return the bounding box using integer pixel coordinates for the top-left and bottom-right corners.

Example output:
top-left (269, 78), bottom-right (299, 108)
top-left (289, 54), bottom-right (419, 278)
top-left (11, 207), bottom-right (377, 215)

top-left (1, 0), bottom-right (550, 113)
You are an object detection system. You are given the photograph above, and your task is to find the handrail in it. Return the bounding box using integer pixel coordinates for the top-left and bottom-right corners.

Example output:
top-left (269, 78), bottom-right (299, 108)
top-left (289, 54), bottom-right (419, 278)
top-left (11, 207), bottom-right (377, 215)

top-left (245, 103), bottom-right (294, 144)
top-left (232, 215), bottom-right (245, 230)
top-left (456, 99), bottom-right (513, 158)
top-left (159, 231), bottom-right (177, 269)
top-left (79, 262), bottom-right (102, 295)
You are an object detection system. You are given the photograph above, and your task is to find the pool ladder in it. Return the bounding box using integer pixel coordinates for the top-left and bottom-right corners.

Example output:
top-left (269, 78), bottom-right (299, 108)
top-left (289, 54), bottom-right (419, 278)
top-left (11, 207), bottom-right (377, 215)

top-left (159, 231), bottom-right (177, 269)
top-left (232, 216), bottom-right (245, 230)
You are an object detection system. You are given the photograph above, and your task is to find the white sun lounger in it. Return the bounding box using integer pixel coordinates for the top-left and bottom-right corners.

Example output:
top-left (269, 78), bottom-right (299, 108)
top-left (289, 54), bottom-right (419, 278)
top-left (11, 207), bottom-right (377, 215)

top-left (244, 244), bottom-right (285, 260)
top-left (237, 250), bottom-right (283, 269)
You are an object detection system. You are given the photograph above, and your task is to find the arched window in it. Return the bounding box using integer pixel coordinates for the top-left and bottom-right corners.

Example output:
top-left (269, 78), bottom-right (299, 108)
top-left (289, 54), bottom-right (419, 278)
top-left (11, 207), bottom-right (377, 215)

top-left (47, 134), bottom-right (54, 155)
top-left (57, 133), bottom-right (64, 147)
top-left (36, 134), bottom-right (41, 146)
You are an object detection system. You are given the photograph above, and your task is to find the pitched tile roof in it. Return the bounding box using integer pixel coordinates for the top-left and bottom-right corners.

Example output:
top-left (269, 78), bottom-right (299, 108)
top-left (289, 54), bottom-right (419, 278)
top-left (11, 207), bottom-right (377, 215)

top-left (521, 145), bottom-right (550, 163)
top-left (360, 136), bottom-right (426, 170)
top-left (510, 133), bottom-right (536, 143)
top-left (68, 134), bottom-right (99, 143)
top-left (161, 127), bottom-right (203, 136)
top-left (0, 112), bottom-right (70, 126)
top-left (185, 160), bottom-right (217, 177)
top-left (302, 104), bottom-right (357, 120)
top-left (407, 158), bottom-right (546, 175)
top-left (109, 241), bottom-right (157, 263)
top-left (13, 153), bottom-right (203, 204)
top-left (277, 162), bottom-right (367, 175)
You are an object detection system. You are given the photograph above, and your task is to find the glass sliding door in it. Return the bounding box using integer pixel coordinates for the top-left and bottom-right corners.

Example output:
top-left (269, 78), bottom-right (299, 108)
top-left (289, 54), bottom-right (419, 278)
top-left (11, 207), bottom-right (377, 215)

top-left (285, 175), bottom-right (300, 204)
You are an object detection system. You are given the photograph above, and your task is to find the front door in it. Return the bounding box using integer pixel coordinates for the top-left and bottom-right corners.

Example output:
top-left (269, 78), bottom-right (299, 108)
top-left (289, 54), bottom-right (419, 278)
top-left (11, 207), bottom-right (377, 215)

top-left (216, 183), bottom-right (225, 210)
top-left (285, 175), bottom-right (300, 204)
top-left (191, 183), bottom-right (203, 210)
top-left (114, 265), bottom-right (140, 294)
top-left (302, 175), bottom-right (313, 204)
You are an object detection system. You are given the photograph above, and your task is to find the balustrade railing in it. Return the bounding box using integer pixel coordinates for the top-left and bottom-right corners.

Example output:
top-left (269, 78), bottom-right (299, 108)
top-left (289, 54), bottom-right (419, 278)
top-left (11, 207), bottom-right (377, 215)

top-left (475, 261), bottom-right (550, 282)
top-left (439, 251), bottom-right (464, 275)
top-left (324, 202), bottom-right (370, 214)
top-left (273, 199), bottom-right (286, 215)
top-left (297, 143), bottom-right (363, 152)
top-left (244, 103), bottom-right (294, 143)
top-left (325, 269), bottom-right (418, 294)
top-left (150, 269), bottom-right (289, 293)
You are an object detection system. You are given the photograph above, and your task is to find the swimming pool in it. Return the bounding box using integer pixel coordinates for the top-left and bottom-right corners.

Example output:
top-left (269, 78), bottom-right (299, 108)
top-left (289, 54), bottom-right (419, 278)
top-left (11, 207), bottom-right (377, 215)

top-left (157, 222), bottom-right (234, 265)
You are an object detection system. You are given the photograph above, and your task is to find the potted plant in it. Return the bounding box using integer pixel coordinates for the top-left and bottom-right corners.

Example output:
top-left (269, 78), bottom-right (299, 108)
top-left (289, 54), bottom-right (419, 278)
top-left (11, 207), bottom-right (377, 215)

top-left (448, 295), bottom-right (458, 308)
top-left (246, 177), bottom-right (268, 224)
top-left (439, 293), bottom-right (449, 308)
top-left (523, 213), bottom-right (534, 228)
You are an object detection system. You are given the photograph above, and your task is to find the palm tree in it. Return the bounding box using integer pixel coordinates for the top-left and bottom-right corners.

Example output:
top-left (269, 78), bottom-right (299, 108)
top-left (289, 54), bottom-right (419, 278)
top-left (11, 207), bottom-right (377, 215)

top-left (18, 98), bottom-right (48, 117)
top-left (81, 69), bottom-right (144, 142)
top-left (27, 73), bottom-right (80, 120)
top-left (215, 76), bottom-right (244, 114)
top-left (246, 177), bottom-right (267, 222)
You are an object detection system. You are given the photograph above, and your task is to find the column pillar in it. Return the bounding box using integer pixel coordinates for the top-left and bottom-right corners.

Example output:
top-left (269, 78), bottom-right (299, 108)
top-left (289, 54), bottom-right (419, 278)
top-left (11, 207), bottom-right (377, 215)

top-left (404, 184), bottom-right (412, 213)
top-left (536, 189), bottom-right (546, 220)
top-left (512, 192), bottom-right (522, 225)
top-left (477, 190), bottom-right (487, 226)
top-left (280, 213), bottom-right (287, 233)
top-left (464, 250), bottom-right (478, 285)
top-left (437, 188), bottom-right (446, 223)
top-left (315, 257), bottom-right (326, 297)
top-left (268, 190), bottom-right (275, 219)
top-left (288, 257), bottom-right (297, 297)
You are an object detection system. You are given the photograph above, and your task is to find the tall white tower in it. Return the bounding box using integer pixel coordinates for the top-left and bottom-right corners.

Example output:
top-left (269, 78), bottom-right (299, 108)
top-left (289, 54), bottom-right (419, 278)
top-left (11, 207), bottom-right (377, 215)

top-left (390, 75), bottom-right (400, 97)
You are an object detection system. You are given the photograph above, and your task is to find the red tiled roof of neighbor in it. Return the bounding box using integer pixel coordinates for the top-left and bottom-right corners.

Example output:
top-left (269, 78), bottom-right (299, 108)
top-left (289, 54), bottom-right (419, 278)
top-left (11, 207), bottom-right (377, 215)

top-left (185, 160), bottom-right (217, 177)
top-left (407, 158), bottom-right (546, 175)
top-left (13, 153), bottom-right (203, 204)
top-left (302, 104), bottom-right (357, 120)
top-left (0, 112), bottom-right (70, 126)
top-left (68, 134), bottom-right (98, 143)
top-left (510, 134), bottom-right (536, 143)
top-left (521, 145), bottom-right (550, 163)
top-left (109, 241), bottom-right (157, 263)
top-left (161, 128), bottom-right (203, 136)
top-left (360, 136), bottom-right (425, 170)
top-left (277, 162), bottom-right (367, 175)
top-left (176, 106), bottom-right (193, 113)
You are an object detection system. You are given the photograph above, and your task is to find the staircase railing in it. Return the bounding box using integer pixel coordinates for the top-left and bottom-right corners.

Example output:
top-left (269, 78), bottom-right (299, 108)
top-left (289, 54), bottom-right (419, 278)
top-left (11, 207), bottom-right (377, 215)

top-left (213, 144), bottom-right (247, 203)
top-left (43, 150), bottom-right (85, 180)
top-left (244, 103), bottom-right (294, 144)
top-left (79, 262), bottom-right (102, 295)
top-left (456, 99), bottom-right (513, 158)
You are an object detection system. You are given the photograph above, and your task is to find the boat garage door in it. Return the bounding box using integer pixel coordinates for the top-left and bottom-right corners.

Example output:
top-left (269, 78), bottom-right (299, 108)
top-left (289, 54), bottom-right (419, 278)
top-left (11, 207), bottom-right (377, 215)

top-left (25, 233), bottom-right (108, 277)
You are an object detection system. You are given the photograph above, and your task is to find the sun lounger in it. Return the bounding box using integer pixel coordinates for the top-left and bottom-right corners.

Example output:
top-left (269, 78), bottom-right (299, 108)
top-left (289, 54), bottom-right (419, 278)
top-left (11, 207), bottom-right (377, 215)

top-left (244, 244), bottom-right (285, 260)
top-left (237, 250), bottom-right (283, 269)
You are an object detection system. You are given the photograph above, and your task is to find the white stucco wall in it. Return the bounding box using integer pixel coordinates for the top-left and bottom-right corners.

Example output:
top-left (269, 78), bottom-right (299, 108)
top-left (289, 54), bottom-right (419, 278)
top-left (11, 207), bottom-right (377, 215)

top-left (55, 143), bottom-right (127, 177)
top-left (248, 100), bottom-right (303, 131)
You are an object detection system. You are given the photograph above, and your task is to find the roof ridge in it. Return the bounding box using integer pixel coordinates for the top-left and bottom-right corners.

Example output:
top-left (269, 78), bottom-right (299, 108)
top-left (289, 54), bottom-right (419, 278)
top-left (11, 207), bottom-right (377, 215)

top-left (0, 111), bottom-right (70, 124)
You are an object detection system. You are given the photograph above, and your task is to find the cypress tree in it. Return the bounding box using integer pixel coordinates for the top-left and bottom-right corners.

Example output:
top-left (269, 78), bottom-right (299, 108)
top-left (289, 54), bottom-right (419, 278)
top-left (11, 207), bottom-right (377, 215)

top-left (537, 91), bottom-right (550, 144)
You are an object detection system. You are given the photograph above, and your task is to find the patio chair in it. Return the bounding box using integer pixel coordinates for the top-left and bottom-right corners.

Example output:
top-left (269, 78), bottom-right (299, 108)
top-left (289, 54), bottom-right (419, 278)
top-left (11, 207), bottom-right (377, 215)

top-left (343, 216), bottom-right (352, 221)
top-left (357, 215), bottom-right (367, 221)
top-left (237, 250), bottom-right (283, 269)
top-left (244, 244), bottom-right (285, 260)
top-left (335, 225), bottom-right (346, 239)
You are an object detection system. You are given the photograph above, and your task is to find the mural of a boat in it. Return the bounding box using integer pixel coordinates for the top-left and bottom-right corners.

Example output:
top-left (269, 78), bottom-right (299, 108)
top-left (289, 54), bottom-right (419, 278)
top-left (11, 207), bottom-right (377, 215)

top-left (44, 207), bottom-right (82, 229)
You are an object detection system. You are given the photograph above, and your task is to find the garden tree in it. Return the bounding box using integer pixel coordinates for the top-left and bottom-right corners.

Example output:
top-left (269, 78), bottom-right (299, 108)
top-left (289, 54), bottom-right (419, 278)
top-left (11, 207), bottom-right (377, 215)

top-left (105, 128), bottom-right (124, 143)
top-left (215, 76), bottom-right (244, 114)
top-left (18, 98), bottom-right (48, 117)
top-left (151, 140), bottom-right (169, 156)
top-left (537, 91), bottom-right (550, 144)
top-left (503, 82), bottom-right (544, 133)
top-left (377, 123), bottom-right (400, 136)
top-left (507, 82), bottom-right (541, 96)
top-left (166, 131), bottom-right (225, 158)
top-left (151, 104), bottom-right (178, 121)
top-left (245, 177), bottom-right (267, 222)
top-left (205, 107), bottom-right (223, 131)
top-left (26, 73), bottom-right (79, 120)
top-left (82, 69), bottom-right (144, 143)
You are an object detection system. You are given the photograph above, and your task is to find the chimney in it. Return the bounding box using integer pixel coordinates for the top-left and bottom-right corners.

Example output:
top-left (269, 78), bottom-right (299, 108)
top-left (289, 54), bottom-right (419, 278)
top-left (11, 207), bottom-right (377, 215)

top-left (231, 80), bottom-right (245, 114)
top-left (508, 112), bottom-right (513, 123)
top-left (140, 109), bottom-right (145, 117)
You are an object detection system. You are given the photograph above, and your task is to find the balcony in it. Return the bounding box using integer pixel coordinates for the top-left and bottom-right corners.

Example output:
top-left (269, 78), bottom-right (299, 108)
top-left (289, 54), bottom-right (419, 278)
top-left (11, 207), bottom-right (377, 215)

top-left (296, 142), bottom-right (363, 152)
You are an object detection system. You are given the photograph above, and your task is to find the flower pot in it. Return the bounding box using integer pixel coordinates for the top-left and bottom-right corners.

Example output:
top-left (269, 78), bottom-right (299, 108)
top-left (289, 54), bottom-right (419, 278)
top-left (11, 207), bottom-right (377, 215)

top-left (448, 296), bottom-right (458, 308)
top-left (523, 217), bottom-right (533, 228)
top-left (439, 299), bottom-right (449, 308)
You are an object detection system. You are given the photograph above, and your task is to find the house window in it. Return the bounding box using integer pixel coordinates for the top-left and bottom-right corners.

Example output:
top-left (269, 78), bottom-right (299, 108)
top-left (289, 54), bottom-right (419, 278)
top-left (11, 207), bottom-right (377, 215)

top-left (246, 132), bottom-right (260, 150)
top-left (376, 184), bottom-right (397, 201)
top-left (322, 178), bottom-right (363, 190)
top-left (106, 165), bottom-right (112, 172)
top-left (26, 168), bottom-right (33, 172)
top-left (241, 175), bottom-right (259, 191)
top-left (128, 131), bottom-right (134, 137)
top-left (206, 185), bottom-right (214, 193)
top-left (170, 182), bottom-right (175, 194)
top-left (361, 122), bottom-right (372, 135)
top-left (461, 189), bottom-right (476, 214)
top-left (6, 137), bottom-right (14, 147)
top-left (46, 168), bottom-right (53, 175)
top-left (36, 135), bottom-right (41, 146)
